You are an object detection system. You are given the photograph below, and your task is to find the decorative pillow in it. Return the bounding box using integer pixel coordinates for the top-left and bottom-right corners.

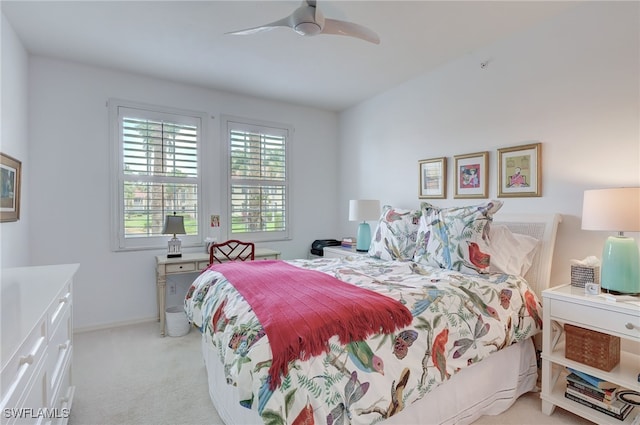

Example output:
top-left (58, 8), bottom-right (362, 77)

top-left (477, 225), bottom-right (539, 276)
top-left (413, 200), bottom-right (503, 274)
top-left (368, 205), bottom-right (422, 261)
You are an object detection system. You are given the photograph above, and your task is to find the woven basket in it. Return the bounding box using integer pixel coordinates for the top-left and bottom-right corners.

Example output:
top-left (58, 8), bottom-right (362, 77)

top-left (570, 264), bottom-right (600, 288)
top-left (564, 324), bottom-right (620, 371)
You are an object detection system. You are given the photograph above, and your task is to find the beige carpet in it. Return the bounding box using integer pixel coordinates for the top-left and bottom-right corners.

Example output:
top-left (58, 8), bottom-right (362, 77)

top-left (70, 321), bottom-right (591, 425)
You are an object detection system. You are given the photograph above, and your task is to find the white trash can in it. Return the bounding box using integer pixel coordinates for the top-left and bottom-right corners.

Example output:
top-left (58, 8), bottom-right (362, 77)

top-left (165, 306), bottom-right (190, 337)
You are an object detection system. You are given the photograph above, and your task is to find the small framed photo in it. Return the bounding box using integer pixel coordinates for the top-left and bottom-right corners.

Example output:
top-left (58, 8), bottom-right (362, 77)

top-left (1, 153), bottom-right (22, 222)
top-left (498, 143), bottom-right (542, 197)
top-left (418, 157), bottom-right (447, 199)
top-left (454, 151), bottom-right (489, 199)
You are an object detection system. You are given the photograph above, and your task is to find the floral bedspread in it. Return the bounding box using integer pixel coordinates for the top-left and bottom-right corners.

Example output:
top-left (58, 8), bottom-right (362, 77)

top-left (184, 256), bottom-right (542, 425)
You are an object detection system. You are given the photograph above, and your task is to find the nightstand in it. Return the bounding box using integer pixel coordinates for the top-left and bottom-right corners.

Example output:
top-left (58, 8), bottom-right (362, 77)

top-left (323, 246), bottom-right (369, 259)
top-left (541, 284), bottom-right (640, 424)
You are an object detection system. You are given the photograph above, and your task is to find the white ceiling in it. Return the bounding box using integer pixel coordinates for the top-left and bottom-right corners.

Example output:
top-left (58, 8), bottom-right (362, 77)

top-left (2, 1), bottom-right (579, 111)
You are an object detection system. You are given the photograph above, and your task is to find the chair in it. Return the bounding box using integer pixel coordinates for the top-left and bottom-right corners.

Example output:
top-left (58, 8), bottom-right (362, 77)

top-left (209, 240), bottom-right (255, 265)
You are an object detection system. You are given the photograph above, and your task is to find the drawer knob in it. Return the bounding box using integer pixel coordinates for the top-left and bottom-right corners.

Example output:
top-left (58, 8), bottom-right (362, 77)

top-left (59, 294), bottom-right (70, 304)
top-left (19, 354), bottom-right (34, 365)
top-left (59, 342), bottom-right (68, 350)
top-left (625, 322), bottom-right (637, 330)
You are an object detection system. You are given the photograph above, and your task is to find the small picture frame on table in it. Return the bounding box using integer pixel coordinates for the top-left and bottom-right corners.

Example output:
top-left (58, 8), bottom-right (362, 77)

top-left (1, 152), bottom-right (22, 222)
top-left (498, 143), bottom-right (542, 198)
top-left (454, 151), bottom-right (488, 199)
top-left (418, 157), bottom-right (447, 199)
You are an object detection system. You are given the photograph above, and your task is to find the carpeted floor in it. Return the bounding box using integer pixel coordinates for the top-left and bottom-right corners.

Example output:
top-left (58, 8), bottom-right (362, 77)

top-left (70, 321), bottom-right (592, 425)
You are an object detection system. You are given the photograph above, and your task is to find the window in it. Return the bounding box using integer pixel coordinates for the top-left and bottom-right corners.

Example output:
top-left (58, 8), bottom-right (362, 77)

top-left (110, 100), bottom-right (205, 250)
top-left (224, 117), bottom-right (290, 242)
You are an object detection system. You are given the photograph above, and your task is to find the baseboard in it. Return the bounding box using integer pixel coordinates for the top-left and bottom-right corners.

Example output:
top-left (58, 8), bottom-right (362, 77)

top-left (73, 316), bottom-right (157, 334)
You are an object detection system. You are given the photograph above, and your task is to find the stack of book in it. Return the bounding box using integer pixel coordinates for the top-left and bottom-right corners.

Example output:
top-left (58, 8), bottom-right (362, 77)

top-left (341, 238), bottom-right (356, 249)
top-left (564, 368), bottom-right (634, 421)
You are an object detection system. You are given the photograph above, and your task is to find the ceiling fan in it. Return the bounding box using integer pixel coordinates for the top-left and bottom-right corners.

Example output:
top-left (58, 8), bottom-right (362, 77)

top-left (227, 0), bottom-right (380, 44)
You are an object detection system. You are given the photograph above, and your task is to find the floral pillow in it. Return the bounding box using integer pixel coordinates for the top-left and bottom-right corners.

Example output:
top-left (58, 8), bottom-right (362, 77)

top-left (413, 200), bottom-right (503, 274)
top-left (368, 205), bottom-right (422, 261)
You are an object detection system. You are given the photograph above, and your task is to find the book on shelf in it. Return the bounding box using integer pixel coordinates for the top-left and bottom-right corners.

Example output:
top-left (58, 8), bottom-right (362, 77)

top-left (565, 386), bottom-right (629, 414)
top-left (564, 391), bottom-right (634, 421)
top-left (566, 367), bottom-right (618, 390)
top-left (566, 372), bottom-right (617, 402)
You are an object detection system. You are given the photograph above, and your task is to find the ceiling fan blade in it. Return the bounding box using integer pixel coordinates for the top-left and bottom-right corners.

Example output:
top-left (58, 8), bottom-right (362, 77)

top-left (321, 18), bottom-right (380, 44)
top-left (226, 16), bottom-right (293, 36)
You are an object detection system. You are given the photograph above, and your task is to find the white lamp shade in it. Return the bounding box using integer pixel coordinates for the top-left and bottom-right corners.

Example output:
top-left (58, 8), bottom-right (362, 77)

top-left (582, 188), bottom-right (640, 232)
top-left (349, 200), bottom-right (380, 222)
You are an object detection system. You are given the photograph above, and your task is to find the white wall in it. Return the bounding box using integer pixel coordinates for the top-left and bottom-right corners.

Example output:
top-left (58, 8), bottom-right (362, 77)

top-left (0, 14), bottom-right (30, 268)
top-left (337, 2), bottom-right (640, 285)
top-left (27, 58), bottom-right (339, 330)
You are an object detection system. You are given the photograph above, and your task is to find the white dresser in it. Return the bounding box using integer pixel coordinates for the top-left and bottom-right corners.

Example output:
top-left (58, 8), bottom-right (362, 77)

top-left (1, 264), bottom-right (79, 425)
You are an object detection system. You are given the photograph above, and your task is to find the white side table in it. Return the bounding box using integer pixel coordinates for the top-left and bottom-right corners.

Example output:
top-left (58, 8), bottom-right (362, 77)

top-left (155, 248), bottom-right (281, 336)
top-left (540, 284), bottom-right (640, 424)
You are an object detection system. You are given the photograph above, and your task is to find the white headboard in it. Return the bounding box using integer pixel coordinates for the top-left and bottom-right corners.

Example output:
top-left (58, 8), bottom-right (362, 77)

top-left (493, 213), bottom-right (563, 298)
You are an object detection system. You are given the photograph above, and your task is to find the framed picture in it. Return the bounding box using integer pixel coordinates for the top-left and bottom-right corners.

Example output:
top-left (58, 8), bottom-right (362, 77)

top-left (1, 153), bottom-right (22, 222)
top-left (498, 143), bottom-right (542, 197)
top-left (418, 157), bottom-right (447, 199)
top-left (454, 151), bottom-right (489, 199)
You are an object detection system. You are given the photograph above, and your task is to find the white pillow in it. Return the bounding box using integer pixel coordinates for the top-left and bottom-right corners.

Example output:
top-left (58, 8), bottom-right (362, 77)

top-left (478, 225), bottom-right (539, 276)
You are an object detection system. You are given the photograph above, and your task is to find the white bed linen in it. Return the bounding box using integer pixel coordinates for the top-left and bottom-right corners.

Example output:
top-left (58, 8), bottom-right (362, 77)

top-left (202, 335), bottom-right (538, 425)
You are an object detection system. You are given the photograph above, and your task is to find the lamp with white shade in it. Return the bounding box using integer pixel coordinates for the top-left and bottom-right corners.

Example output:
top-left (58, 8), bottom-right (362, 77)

top-left (582, 187), bottom-right (640, 294)
top-left (349, 200), bottom-right (380, 252)
top-left (162, 213), bottom-right (187, 258)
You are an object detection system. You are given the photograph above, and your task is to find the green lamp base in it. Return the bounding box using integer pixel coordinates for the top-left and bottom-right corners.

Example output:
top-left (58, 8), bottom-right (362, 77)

top-left (356, 222), bottom-right (371, 252)
top-left (600, 235), bottom-right (640, 295)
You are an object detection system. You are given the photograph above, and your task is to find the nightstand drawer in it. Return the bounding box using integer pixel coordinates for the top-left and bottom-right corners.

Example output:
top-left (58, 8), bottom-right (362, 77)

top-left (166, 263), bottom-right (196, 273)
top-left (549, 298), bottom-right (640, 340)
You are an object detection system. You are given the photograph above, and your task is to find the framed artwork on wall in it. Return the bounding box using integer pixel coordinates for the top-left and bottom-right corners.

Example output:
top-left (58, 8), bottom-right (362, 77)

top-left (497, 143), bottom-right (542, 197)
top-left (418, 157), bottom-right (447, 199)
top-left (1, 152), bottom-right (22, 222)
top-left (454, 151), bottom-right (488, 199)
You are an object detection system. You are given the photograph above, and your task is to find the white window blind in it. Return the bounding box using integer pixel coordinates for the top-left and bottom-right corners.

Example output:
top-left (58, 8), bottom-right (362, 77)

top-left (226, 118), bottom-right (290, 241)
top-left (111, 101), bottom-right (205, 250)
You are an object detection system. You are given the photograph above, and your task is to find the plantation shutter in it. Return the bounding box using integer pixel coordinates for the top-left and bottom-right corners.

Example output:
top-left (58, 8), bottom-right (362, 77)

top-left (228, 120), bottom-right (289, 240)
top-left (113, 103), bottom-right (203, 250)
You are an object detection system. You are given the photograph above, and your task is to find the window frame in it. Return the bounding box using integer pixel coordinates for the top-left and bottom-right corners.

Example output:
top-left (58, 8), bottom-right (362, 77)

top-left (109, 99), bottom-right (208, 251)
top-left (222, 115), bottom-right (292, 243)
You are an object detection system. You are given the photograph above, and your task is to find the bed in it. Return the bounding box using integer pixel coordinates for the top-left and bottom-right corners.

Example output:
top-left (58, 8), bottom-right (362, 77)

top-left (185, 202), bottom-right (562, 425)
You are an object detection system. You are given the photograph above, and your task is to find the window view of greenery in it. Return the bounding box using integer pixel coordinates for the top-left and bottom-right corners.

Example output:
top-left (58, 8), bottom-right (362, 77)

top-left (230, 129), bottom-right (286, 234)
top-left (122, 117), bottom-right (199, 238)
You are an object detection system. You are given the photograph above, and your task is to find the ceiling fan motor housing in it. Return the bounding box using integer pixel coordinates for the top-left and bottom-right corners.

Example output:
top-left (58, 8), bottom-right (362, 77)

top-left (295, 22), bottom-right (321, 36)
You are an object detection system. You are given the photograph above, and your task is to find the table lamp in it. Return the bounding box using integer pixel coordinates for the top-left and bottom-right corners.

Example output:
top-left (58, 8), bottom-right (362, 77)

top-left (582, 188), bottom-right (640, 294)
top-left (162, 213), bottom-right (186, 258)
top-left (349, 199), bottom-right (380, 252)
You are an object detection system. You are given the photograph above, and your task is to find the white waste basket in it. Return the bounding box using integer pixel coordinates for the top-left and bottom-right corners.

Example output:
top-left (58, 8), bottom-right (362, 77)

top-left (165, 306), bottom-right (190, 337)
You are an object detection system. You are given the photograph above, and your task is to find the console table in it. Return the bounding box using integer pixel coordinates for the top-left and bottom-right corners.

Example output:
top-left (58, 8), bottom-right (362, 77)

top-left (155, 249), bottom-right (280, 336)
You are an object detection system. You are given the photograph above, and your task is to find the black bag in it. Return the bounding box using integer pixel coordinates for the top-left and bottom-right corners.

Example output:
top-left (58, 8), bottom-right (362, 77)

top-left (310, 239), bottom-right (341, 256)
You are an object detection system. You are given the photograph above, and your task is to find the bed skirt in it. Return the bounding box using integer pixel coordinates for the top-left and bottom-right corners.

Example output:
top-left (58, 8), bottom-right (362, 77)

top-left (201, 334), bottom-right (538, 425)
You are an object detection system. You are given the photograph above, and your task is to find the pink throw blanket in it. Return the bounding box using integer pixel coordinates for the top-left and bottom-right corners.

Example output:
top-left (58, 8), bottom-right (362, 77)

top-left (208, 260), bottom-right (413, 389)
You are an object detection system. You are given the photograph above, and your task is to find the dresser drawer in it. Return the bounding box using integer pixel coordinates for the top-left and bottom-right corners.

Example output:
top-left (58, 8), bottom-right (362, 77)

top-left (49, 282), bottom-right (71, 336)
top-left (166, 263), bottom-right (196, 273)
top-left (0, 320), bottom-right (47, 408)
top-left (50, 351), bottom-right (73, 425)
top-left (2, 354), bottom-right (48, 425)
top-left (197, 261), bottom-right (210, 270)
top-left (46, 302), bottom-right (71, 405)
top-left (549, 298), bottom-right (640, 340)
